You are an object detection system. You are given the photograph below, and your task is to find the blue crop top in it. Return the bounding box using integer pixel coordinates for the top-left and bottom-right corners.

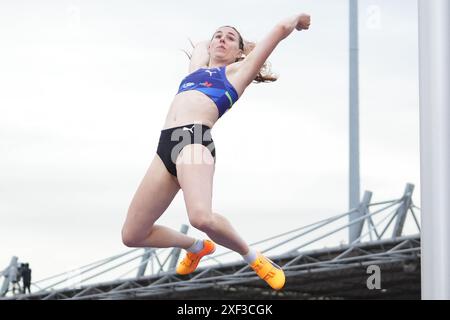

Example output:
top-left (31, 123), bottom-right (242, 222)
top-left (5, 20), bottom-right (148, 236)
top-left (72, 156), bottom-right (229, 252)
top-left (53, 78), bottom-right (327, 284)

top-left (176, 66), bottom-right (239, 118)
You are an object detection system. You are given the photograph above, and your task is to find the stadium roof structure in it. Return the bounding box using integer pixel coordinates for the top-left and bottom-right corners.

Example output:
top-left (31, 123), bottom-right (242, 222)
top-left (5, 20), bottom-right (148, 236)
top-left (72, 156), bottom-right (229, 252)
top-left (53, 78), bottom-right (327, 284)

top-left (1, 183), bottom-right (421, 300)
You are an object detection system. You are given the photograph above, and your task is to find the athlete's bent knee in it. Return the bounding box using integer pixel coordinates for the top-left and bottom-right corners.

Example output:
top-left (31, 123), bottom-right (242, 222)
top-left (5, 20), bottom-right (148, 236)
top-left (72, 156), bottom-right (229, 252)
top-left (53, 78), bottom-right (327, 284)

top-left (121, 227), bottom-right (144, 247)
top-left (189, 210), bottom-right (213, 232)
top-left (122, 232), bottom-right (136, 247)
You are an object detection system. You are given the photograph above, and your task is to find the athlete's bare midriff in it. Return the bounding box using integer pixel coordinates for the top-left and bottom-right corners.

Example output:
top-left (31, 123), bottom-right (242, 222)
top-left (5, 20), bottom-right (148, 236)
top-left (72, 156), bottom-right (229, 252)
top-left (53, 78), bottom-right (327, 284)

top-left (162, 90), bottom-right (220, 130)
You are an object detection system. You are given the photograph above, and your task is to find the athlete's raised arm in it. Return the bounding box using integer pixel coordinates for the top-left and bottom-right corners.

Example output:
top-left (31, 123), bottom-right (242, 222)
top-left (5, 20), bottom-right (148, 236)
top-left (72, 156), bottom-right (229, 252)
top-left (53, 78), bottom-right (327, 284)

top-left (235, 13), bottom-right (311, 88)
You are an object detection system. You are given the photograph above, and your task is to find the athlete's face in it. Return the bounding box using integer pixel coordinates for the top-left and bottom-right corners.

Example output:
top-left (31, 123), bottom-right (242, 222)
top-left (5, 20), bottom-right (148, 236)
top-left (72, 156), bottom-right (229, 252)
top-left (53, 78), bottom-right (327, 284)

top-left (209, 27), bottom-right (243, 63)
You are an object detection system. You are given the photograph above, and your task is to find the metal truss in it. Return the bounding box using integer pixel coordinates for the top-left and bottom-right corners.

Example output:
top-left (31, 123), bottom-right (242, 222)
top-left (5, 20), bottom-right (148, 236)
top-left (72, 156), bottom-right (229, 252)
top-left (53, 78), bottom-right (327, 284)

top-left (1, 183), bottom-right (421, 300)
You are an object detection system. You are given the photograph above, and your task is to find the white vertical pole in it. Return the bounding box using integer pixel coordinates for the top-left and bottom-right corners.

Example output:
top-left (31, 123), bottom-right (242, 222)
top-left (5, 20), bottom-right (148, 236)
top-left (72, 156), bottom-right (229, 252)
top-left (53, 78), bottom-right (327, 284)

top-left (418, 0), bottom-right (450, 300)
top-left (349, 0), bottom-right (361, 242)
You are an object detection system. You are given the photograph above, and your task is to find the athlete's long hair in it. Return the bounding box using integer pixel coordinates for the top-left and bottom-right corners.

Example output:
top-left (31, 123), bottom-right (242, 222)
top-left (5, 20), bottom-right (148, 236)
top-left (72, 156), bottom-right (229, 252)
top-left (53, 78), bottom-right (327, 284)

top-left (183, 26), bottom-right (278, 83)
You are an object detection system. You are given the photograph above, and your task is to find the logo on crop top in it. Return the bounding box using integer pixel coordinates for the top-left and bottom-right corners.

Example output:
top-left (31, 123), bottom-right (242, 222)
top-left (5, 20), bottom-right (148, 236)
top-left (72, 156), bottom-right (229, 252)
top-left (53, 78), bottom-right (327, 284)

top-left (205, 70), bottom-right (216, 76)
top-left (200, 81), bottom-right (212, 87)
top-left (182, 82), bottom-right (195, 89)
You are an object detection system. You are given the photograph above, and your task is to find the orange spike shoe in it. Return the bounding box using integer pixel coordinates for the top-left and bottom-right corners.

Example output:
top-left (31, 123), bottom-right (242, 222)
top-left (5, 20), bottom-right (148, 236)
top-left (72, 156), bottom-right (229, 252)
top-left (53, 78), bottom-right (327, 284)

top-left (250, 252), bottom-right (286, 290)
top-left (176, 240), bottom-right (216, 275)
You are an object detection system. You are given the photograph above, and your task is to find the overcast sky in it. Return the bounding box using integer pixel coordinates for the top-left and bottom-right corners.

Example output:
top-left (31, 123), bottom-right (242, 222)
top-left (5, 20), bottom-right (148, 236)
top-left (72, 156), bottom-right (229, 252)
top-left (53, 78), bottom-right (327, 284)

top-left (0, 0), bottom-right (420, 285)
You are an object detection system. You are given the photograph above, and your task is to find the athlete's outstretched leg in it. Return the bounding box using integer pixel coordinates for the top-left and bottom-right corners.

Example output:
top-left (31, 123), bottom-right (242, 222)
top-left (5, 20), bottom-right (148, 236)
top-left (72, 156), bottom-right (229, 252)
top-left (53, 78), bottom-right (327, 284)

top-left (176, 144), bottom-right (285, 290)
top-left (176, 144), bottom-right (249, 254)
